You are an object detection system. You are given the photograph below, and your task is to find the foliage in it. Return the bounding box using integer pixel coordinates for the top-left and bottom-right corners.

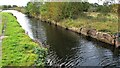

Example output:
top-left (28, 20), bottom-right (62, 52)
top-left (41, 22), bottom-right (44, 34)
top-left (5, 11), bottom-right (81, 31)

top-left (26, 2), bottom-right (40, 17)
top-left (40, 2), bottom-right (92, 21)
top-left (0, 12), bottom-right (47, 66)
top-left (59, 12), bottom-right (118, 34)
top-left (13, 5), bottom-right (18, 7)
top-left (0, 5), bottom-right (17, 10)
top-left (2, 5), bottom-right (8, 9)
top-left (7, 5), bottom-right (12, 8)
top-left (25, 2), bottom-right (118, 34)
top-left (110, 4), bottom-right (118, 13)
top-left (39, 2), bottom-right (117, 21)
top-left (0, 22), bottom-right (2, 35)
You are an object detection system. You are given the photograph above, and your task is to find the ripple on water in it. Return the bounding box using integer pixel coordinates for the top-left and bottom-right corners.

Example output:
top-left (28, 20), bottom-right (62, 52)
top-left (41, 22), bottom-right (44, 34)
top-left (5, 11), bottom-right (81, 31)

top-left (2, 10), bottom-right (119, 67)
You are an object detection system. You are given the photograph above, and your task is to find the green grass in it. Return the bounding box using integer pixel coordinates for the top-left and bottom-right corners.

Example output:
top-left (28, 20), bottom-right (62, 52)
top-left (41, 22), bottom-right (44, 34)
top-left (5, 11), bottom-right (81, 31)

top-left (0, 12), bottom-right (47, 66)
top-left (59, 12), bottom-right (118, 34)
top-left (0, 23), bottom-right (2, 35)
top-left (0, 13), bottom-right (2, 67)
top-left (0, 15), bottom-right (2, 36)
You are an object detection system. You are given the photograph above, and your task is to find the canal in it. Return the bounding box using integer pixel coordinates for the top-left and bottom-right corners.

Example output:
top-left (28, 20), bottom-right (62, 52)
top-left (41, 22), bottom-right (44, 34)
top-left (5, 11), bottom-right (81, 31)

top-left (3, 10), bottom-right (120, 67)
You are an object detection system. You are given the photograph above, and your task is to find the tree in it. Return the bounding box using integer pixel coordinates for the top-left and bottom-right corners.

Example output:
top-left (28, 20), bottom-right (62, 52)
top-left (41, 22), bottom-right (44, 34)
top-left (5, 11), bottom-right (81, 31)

top-left (26, 2), bottom-right (40, 17)
top-left (40, 2), bottom-right (91, 21)
top-left (110, 4), bottom-right (118, 13)
top-left (8, 5), bottom-right (11, 8)
top-left (13, 5), bottom-right (17, 7)
top-left (3, 5), bottom-right (7, 9)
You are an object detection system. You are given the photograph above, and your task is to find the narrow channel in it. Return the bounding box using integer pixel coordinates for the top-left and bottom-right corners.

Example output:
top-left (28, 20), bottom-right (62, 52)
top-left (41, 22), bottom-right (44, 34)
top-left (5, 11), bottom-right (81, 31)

top-left (3, 10), bottom-right (120, 67)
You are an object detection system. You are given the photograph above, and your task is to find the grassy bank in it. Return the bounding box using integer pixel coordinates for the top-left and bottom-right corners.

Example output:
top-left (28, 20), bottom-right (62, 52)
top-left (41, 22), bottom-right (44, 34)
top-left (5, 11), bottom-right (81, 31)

top-left (10, 2), bottom-right (118, 34)
top-left (25, 2), bottom-right (118, 34)
top-left (12, 3), bottom-right (118, 46)
top-left (0, 14), bottom-right (2, 67)
top-left (0, 15), bottom-right (2, 35)
top-left (0, 12), bottom-right (47, 66)
top-left (58, 12), bottom-right (118, 34)
top-left (0, 23), bottom-right (2, 35)
top-left (12, 7), bottom-right (26, 14)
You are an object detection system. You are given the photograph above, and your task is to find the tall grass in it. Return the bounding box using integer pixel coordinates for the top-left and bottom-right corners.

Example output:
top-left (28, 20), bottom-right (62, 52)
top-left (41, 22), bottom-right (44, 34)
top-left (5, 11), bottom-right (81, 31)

top-left (0, 14), bottom-right (2, 35)
top-left (59, 12), bottom-right (118, 34)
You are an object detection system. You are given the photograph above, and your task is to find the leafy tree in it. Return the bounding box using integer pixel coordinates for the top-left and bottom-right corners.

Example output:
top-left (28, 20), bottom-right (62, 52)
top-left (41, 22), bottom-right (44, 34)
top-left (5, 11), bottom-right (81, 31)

top-left (26, 2), bottom-right (40, 17)
top-left (110, 4), bottom-right (118, 13)
top-left (8, 5), bottom-right (11, 8)
top-left (13, 5), bottom-right (17, 7)
top-left (27, 2), bottom-right (117, 22)
top-left (39, 2), bottom-right (91, 21)
top-left (3, 5), bottom-right (8, 9)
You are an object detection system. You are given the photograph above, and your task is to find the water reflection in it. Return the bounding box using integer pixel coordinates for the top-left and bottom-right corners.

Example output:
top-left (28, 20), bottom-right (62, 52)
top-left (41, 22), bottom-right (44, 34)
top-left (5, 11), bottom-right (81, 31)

top-left (30, 19), bottom-right (120, 67)
top-left (2, 10), bottom-right (120, 67)
top-left (2, 10), bottom-right (34, 39)
top-left (29, 19), bottom-right (47, 44)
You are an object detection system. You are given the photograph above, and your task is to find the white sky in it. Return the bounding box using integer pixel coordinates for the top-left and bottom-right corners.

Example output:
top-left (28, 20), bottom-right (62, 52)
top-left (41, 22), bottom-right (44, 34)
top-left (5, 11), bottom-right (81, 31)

top-left (0, 0), bottom-right (119, 6)
top-left (0, 0), bottom-right (30, 6)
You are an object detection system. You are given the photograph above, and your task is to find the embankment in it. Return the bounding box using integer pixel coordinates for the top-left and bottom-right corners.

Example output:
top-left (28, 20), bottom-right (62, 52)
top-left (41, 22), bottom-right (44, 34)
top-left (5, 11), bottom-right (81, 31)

top-left (32, 15), bottom-right (120, 48)
top-left (0, 12), bottom-right (47, 66)
top-left (13, 8), bottom-right (119, 47)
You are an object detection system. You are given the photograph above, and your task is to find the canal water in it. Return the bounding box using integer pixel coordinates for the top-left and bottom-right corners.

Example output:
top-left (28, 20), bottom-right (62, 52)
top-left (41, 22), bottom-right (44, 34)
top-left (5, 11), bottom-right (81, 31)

top-left (2, 10), bottom-right (120, 67)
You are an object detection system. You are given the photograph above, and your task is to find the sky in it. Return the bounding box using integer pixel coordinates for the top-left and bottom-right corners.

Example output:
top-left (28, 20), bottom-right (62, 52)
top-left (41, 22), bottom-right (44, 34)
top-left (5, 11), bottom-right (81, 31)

top-left (0, 0), bottom-right (30, 6)
top-left (0, 0), bottom-right (119, 6)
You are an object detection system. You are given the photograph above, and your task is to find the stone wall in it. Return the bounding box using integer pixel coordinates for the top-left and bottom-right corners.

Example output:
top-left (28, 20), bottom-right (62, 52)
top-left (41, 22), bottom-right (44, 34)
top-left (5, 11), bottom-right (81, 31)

top-left (35, 16), bottom-right (120, 47)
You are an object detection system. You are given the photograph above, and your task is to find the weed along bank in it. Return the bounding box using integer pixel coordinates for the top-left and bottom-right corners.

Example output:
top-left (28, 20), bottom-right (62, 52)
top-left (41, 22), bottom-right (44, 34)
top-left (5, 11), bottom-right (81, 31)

top-left (0, 1), bottom-right (120, 67)
top-left (1, 10), bottom-right (120, 67)
top-left (39, 18), bottom-right (120, 48)
top-left (24, 2), bottom-right (119, 48)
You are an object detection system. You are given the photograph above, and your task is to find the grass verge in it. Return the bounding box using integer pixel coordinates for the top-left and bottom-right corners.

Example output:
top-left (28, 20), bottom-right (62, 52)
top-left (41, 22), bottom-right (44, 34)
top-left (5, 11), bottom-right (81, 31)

top-left (0, 12), bottom-right (47, 66)
top-left (59, 12), bottom-right (118, 34)
top-left (0, 16), bottom-right (2, 35)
